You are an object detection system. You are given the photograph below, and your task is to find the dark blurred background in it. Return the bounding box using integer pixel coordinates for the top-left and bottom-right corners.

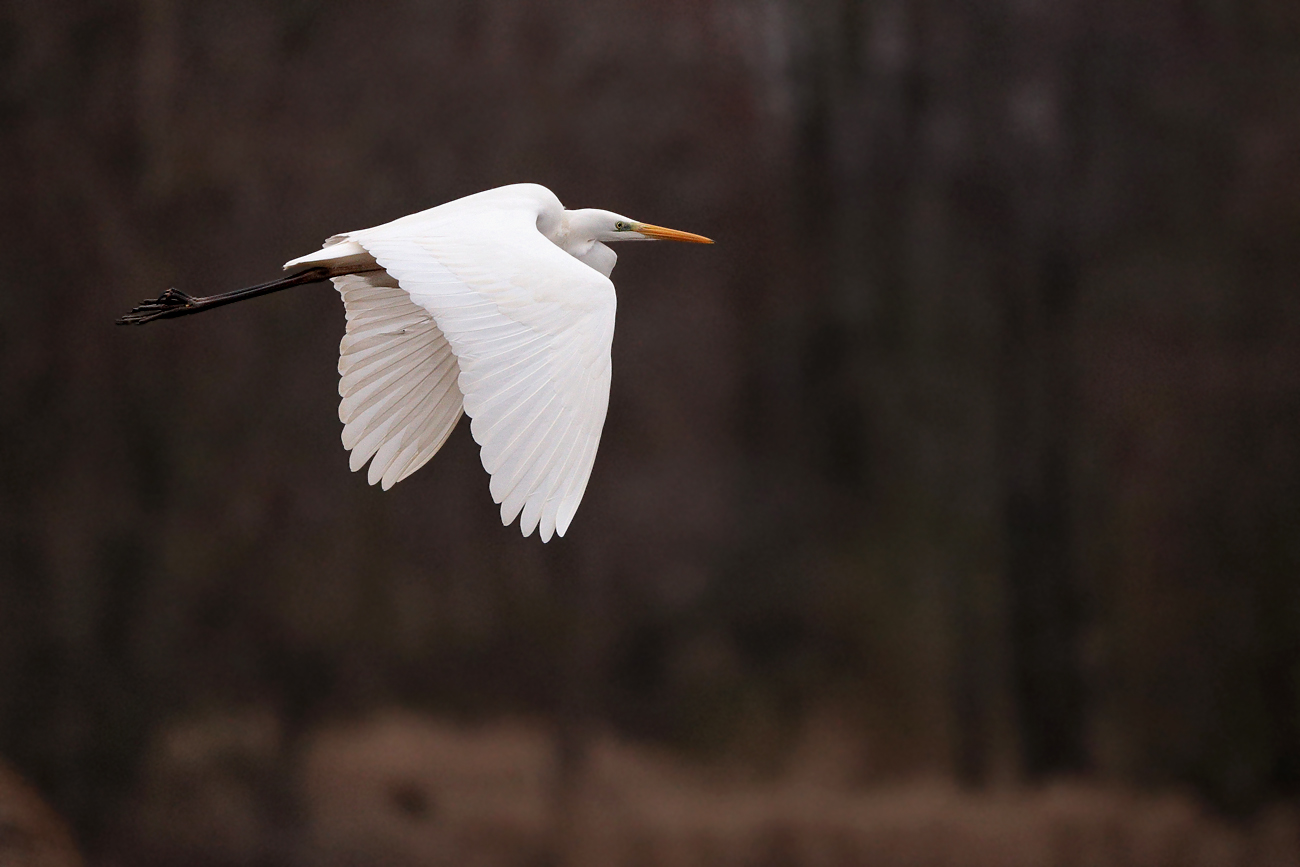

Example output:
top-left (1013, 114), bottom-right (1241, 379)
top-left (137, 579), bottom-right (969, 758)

top-left (3, 0), bottom-right (1300, 864)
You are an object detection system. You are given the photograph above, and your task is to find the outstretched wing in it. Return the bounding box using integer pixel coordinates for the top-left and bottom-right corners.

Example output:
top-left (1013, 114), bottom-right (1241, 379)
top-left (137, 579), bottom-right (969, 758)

top-left (334, 271), bottom-right (465, 490)
top-left (348, 205), bottom-right (616, 542)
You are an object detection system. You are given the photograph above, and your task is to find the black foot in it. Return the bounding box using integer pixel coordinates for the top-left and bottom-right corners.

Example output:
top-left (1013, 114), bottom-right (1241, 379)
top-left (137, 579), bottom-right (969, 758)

top-left (116, 287), bottom-right (203, 325)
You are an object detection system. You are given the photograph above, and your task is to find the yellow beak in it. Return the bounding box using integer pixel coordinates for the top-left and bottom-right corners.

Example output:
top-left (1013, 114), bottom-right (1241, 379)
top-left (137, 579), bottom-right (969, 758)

top-left (634, 223), bottom-right (714, 244)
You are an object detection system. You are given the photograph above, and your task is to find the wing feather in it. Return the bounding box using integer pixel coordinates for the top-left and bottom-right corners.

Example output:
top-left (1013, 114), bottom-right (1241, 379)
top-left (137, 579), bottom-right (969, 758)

top-left (537, 366), bottom-right (602, 540)
top-left (347, 202), bottom-right (616, 540)
top-left (348, 350), bottom-right (456, 470)
top-left (381, 369), bottom-right (462, 488)
top-left (333, 273), bottom-right (464, 486)
top-left (339, 333), bottom-right (442, 397)
top-left (363, 353), bottom-right (457, 485)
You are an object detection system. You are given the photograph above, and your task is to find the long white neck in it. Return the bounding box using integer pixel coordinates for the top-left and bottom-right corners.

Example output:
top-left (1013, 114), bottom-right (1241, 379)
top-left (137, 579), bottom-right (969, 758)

top-left (553, 210), bottom-right (618, 277)
top-left (552, 210), bottom-right (603, 256)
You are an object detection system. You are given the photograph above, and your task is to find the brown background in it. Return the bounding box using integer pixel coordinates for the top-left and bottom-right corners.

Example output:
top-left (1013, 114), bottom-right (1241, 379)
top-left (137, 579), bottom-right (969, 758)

top-left (3, 0), bottom-right (1300, 863)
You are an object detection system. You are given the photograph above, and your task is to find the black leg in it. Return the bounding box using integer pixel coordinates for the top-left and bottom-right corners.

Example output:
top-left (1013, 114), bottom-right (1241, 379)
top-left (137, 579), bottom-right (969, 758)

top-left (116, 266), bottom-right (333, 325)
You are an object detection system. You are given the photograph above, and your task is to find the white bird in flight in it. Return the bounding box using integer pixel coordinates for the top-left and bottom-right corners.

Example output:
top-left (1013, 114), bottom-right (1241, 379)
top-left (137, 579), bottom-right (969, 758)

top-left (119, 183), bottom-right (713, 541)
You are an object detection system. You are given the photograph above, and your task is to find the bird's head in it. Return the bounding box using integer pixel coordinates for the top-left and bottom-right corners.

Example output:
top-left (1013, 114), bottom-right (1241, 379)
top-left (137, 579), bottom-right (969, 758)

top-left (565, 209), bottom-right (714, 245)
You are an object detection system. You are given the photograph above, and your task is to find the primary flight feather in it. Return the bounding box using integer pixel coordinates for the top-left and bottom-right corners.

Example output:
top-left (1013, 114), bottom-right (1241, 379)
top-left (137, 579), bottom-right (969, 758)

top-left (118, 183), bottom-right (713, 542)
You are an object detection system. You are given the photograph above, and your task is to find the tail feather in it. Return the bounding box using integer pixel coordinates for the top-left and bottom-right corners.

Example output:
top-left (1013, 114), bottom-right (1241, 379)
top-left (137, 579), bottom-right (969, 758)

top-left (283, 237), bottom-right (376, 275)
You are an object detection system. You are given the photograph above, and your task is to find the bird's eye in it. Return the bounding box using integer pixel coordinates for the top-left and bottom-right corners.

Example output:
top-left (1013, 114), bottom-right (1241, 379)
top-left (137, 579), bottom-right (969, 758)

top-left (615, 221), bottom-right (628, 231)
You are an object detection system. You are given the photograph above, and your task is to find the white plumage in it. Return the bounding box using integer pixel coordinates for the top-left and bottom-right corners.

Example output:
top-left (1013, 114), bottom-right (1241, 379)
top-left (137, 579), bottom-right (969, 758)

top-left (278, 183), bottom-right (712, 541)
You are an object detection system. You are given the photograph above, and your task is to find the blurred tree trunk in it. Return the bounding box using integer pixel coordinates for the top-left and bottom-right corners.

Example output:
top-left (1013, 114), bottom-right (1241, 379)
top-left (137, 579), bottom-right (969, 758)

top-left (993, 4), bottom-right (1091, 778)
top-left (1000, 246), bottom-right (1087, 776)
top-left (550, 542), bottom-right (607, 867)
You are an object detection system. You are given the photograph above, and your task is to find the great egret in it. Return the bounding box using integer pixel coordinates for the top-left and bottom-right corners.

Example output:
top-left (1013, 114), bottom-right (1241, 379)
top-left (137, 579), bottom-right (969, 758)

top-left (119, 183), bottom-right (713, 541)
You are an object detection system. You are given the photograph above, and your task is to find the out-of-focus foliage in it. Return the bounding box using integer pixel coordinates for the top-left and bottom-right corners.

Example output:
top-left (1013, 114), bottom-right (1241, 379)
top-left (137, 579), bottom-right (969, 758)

top-left (1, 0), bottom-right (1299, 857)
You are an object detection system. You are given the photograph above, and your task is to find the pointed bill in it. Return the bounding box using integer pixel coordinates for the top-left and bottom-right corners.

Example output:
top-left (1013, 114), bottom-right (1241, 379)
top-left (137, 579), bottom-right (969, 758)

top-left (634, 223), bottom-right (714, 244)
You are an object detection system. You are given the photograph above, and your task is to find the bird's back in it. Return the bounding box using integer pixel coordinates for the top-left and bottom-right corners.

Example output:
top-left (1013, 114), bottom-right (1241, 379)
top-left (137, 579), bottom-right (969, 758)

top-left (284, 184), bottom-right (564, 274)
